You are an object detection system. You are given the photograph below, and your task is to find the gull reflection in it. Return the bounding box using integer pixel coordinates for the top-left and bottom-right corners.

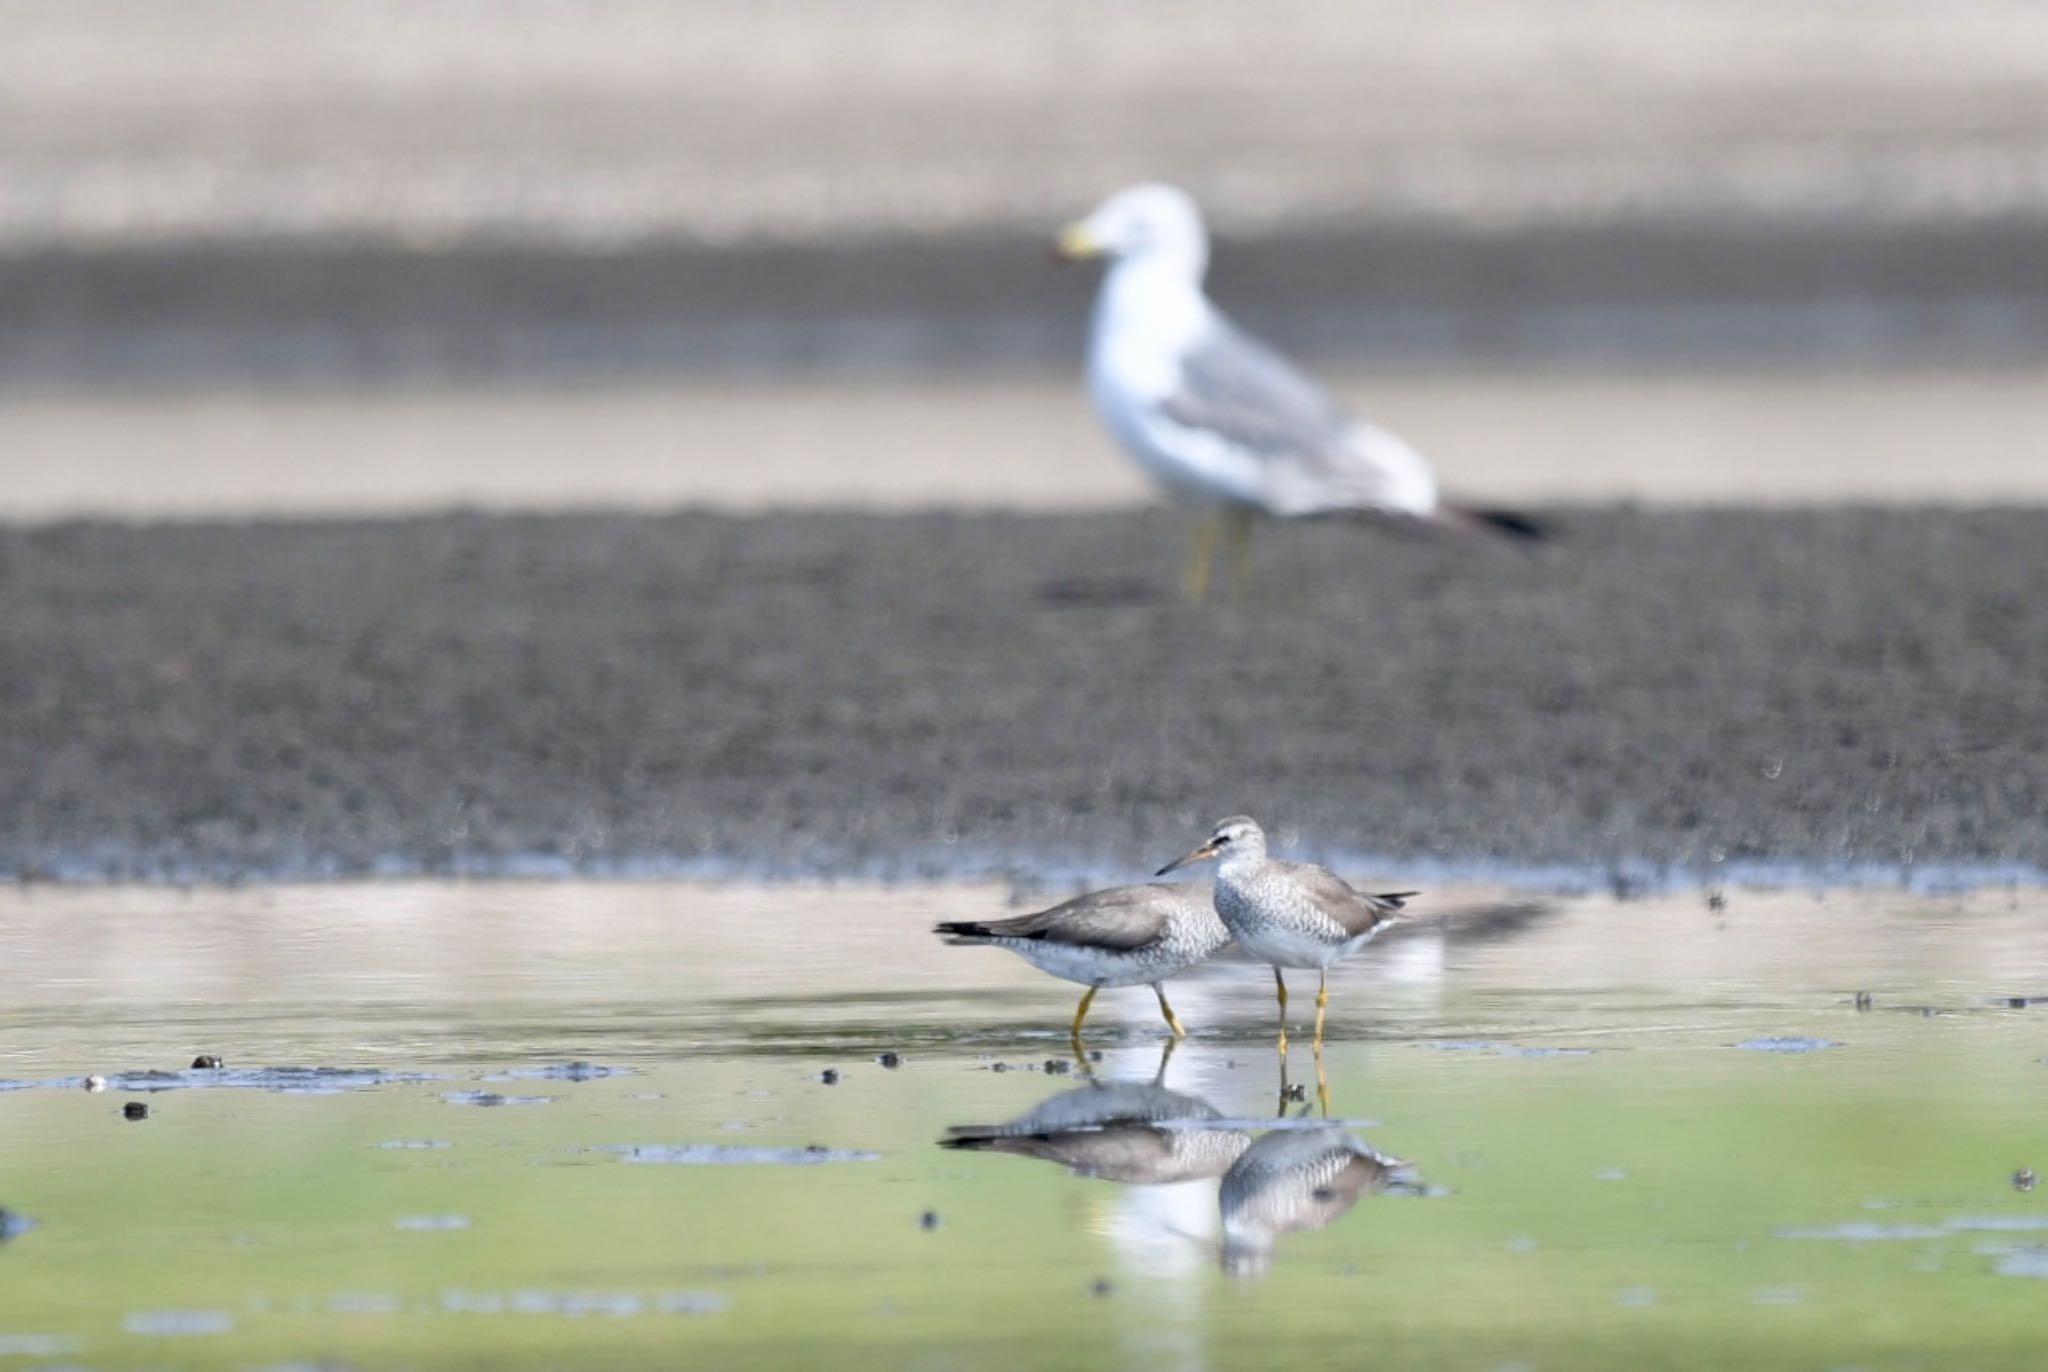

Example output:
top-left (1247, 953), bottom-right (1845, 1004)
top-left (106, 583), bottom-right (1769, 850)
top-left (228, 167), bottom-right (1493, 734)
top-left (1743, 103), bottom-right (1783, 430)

top-left (940, 1047), bottom-right (1420, 1280)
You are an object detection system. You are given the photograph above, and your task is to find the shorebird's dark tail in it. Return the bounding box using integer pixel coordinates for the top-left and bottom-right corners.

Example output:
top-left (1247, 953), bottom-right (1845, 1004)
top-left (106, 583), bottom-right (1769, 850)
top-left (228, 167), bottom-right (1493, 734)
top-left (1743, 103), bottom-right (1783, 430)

top-left (1376, 891), bottom-right (1420, 910)
top-left (933, 919), bottom-right (997, 944)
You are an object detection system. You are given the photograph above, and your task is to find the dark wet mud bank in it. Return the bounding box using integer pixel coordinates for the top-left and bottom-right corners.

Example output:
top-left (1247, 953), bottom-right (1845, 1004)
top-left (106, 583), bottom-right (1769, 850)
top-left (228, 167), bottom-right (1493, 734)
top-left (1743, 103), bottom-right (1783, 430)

top-left (2, 506), bottom-right (2044, 883)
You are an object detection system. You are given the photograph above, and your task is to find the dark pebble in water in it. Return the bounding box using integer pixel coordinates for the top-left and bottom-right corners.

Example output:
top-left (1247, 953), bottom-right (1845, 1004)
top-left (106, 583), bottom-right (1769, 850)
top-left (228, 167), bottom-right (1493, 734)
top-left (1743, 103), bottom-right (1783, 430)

top-left (876, 1052), bottom-right (902, 1069)
top-left (1043, 1059), bottom-right (1070, 1075)
top-left (1089, 1050), bottom-right (1104, 1062)
top-left (2007, 996), bottom-right (2036, 1010)
top-left (2016, 1168), bottom-right (2039, 1192)
top-left (1854, 991), bottom-right (1874, 1010)
top-left (990, 1063), bottom-right (1009, 1074)
top-left (919, 1209), bottom-right (940, 1230)
top-left (441, 1091), bottom-right (550, 1107)
top-left (190, 1054), bottom-right (224, 1070)
top-left (1283, 1083), bottom-right (1307, 1102)
top-left (123, 1101), bottom-right (150, 1120)
top-left (1707, 890), bottom-right (1726, 911)
top-left (819, 1069), bottom-right (839, 1085)
top-left (1089, 1278), bottom-right (1115, 1298)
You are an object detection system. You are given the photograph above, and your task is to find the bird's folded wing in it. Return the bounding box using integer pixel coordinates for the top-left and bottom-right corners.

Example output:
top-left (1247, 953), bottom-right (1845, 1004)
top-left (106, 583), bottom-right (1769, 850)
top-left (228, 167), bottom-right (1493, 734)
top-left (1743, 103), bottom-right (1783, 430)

top-left (1158, 319), bottom-right (1435, 515)
top-left (974, 885), bottom-right (1182, 950)
top-left (1275, 861), bottom-right (1406, 937)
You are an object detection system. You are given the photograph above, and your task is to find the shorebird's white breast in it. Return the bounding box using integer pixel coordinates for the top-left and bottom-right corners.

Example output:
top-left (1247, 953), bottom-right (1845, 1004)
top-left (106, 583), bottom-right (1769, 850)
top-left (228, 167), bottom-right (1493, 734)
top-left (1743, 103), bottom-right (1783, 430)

top-left (1011, 939), bottom-right (1157, 988)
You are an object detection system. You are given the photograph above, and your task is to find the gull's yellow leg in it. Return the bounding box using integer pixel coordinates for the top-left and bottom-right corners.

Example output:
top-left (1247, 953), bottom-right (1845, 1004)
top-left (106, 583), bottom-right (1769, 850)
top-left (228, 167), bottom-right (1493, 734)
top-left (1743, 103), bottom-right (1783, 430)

top-left (1070, 986), bottom-right (1099, 1038)
top-left (1223, 507), bottom-right (1255, 596)
top-left (1153, 983), bottom-right (1189, 1039)
top-left (1314, 970), bottom-right (1330, 1047)
top-left (1274, 967), bottom-right (1290, 1056)
top-left (1182, 513), bottom-right (1222, 603)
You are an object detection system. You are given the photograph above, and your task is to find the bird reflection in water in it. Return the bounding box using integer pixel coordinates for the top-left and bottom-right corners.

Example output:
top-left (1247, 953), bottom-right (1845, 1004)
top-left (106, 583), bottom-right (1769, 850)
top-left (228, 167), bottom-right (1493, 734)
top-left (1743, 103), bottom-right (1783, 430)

top-left (939, 1044), bottom-right (1418, 1278)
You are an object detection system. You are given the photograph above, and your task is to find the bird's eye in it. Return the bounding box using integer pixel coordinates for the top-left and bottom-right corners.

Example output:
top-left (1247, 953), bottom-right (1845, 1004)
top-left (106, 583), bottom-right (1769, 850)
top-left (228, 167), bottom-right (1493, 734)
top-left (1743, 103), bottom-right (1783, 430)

top-left (1214, 834), bottom-right (1230, 845)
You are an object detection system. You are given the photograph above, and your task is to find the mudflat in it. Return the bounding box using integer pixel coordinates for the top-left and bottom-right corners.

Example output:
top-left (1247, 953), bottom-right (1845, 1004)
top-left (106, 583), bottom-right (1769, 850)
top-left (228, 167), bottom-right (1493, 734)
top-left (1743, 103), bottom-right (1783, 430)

top-left (3, 506), bottom-right (2042, 882)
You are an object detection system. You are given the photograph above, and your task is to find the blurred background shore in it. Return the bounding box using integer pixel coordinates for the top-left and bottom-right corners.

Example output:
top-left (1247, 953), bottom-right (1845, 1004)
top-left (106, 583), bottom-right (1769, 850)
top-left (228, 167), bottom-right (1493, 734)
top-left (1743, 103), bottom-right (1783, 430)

top-left (5, 2), bottom-right (2048, 881)
top-left (9, 0), bottom-right (2048, 384)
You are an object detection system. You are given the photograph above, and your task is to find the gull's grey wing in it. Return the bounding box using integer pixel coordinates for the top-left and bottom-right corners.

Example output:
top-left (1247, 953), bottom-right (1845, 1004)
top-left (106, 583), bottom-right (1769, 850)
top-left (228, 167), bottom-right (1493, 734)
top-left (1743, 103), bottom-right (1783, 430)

top-left (1271, 862), bottom-right (1414, 939)
top-left (1157, 318), bottom-right (1436, 515)
top-left (936, 883), bottom-right (1197, 952)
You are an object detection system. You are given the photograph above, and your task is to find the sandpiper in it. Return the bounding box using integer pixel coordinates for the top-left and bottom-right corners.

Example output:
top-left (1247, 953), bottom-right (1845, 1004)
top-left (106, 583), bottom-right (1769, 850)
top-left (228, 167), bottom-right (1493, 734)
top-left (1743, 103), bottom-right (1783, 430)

top-left (941, 1078), bottom-right (1251, 1185)
top-left (1157, 816), bottom-right (1413, 1050)
top-left (934, 883), bottom-right (1230, 1040)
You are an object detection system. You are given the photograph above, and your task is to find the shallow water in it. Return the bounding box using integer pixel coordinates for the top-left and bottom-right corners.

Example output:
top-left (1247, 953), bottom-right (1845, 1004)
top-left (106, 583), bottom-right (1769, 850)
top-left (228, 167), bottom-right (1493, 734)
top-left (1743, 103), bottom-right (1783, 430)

top-left (2, 881), bottom-right (2046, 1369)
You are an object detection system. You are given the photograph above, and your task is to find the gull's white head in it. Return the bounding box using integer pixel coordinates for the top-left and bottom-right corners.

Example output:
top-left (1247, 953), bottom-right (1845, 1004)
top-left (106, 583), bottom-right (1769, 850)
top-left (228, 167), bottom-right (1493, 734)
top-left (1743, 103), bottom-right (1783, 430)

top-left (1057, 183), bottom-right (1208, 279)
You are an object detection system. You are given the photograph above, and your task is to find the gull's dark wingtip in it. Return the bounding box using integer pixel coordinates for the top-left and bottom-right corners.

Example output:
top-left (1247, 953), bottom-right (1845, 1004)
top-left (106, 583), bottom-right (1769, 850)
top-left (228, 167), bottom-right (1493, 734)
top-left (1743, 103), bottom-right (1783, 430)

top-left (1462, 507), bottom-right (1546, 540)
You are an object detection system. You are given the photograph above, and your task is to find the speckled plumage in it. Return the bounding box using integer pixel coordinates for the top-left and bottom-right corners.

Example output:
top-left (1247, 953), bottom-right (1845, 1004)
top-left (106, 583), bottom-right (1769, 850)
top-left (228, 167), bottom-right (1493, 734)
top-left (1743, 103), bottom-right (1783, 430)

top-left (941, 1081), bottom-right (1251, 1185)
top-left (1219, 1127), bottom-right (1405, 1278)
top-left (934, 881), bottom-right (1232, 1037)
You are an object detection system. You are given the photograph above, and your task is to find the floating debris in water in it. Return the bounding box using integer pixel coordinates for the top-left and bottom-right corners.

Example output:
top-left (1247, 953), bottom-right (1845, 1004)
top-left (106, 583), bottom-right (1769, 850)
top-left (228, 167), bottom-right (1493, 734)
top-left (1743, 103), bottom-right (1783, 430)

top-left (1733, 1037), bottom-right (1839, 1053)
top-left (1043, 1058), bottom-right (1071, 1075)
top-left (919, 1209), bottom-right (941, 1231)
top-left (123, 1309), bottom-right (235, 1336)
top-left (1854, 991), bottom-right (1875, 1010)
top-left (191, 1054), bottom-right (225, 1070)
top-left (818, 1068), bottom-right (840, 1085)
top-left (876, 1052), bottom-right (903, 1069)
top-left (1707, 890), bottom-right (1726, 911)
top-left (2015, 1168), bottom-right (2038, 1192)
top-left (377, 1139), bottom-right (452, 1151)
top-left (0, 1209), bottom-right (35, 1241)
top-left (395, 1214), bottom-right (472, 1231)
top-left (123, 1101), bottom-right (150, 1120)
top-left (440, 1289), bottom-right (729, 1316)
top-left (328, 1291), bottom-right (402, 1315)
top-left (1417, 1041), bottom-right (1594, 1058)
top-left (482, 1062), bottom-right (624, 1083)
top-left (2003, 996), bottom-right (2039, 1010)
top-left (17, 1066), bottom-right (450, 1095)
top-left (600, 1144), bottom-right (879, 1166)
top-left (442, 1091), bottom-right (551, 1107)
top-left (1994, 1249), bottom-right (2048, 1279)
top-left (0, 1334), bottom-right (79, 1357)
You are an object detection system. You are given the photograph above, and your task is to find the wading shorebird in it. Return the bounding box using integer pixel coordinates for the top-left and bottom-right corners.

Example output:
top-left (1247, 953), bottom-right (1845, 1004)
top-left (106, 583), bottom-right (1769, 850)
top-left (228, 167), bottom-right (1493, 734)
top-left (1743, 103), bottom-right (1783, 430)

top-left (1055, 182), bottom-right (1539, 601)
top-left (934, 883), bottom-right (1230, 1042)
top-left (1157, 816), bottom-right (1413, 1051)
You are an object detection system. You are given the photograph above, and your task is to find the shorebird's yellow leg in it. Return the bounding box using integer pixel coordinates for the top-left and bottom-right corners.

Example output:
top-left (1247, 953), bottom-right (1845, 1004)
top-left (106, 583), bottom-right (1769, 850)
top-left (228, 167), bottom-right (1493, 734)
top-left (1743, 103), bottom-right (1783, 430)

top-left (1314, 970), bottom-right (1330, 1047)
top-left (1152, 1034), bottom-right (1179, 1086)
top-left (1223, 507), bottom-right (1254, 595)
top-left (1274, 967), bottom-right (1290, 1056)
top-left (1182, 514), bottom-right (1222, 602)
top-left (1313, 1038), bottom-right (1331, 1119)
top-left (1153, 983), bottom-right (1189, 1039)
top-left (1070, 986), bottom-right (1099, 1038)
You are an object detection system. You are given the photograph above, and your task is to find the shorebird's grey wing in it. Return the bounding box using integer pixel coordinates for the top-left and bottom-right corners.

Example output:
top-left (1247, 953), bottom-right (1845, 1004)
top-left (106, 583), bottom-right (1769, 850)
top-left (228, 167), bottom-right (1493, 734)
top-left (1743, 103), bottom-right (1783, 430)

top-left (1158, 319), bottom-right (1436, 515)
top-left (1274, 862), bottom-right (1413, 938)
top-left (944, 883), bottom-right (1188, 951)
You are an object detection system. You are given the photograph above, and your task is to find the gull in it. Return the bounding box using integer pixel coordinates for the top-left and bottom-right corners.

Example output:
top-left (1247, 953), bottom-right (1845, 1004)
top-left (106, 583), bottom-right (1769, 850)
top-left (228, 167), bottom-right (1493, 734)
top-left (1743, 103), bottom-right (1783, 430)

top-left (1157, 816), bottom-right (1413, 1052)
top-left (934, 882), bottom-right (1230, 1042)
top-left (1056, 183), bottom-right (1539, 600)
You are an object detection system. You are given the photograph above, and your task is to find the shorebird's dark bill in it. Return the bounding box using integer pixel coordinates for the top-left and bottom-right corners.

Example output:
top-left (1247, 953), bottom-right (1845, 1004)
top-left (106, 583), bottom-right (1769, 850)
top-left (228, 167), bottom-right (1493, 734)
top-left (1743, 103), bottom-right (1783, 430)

top-left (1155, 843), bottom-right (1217, 876)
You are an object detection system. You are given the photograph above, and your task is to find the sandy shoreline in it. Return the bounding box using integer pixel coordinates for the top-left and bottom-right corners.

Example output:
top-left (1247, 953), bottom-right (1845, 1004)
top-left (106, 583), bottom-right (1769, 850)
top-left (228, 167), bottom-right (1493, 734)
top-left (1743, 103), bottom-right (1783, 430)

top-left (4, 506), bottom-right (2044, 885)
